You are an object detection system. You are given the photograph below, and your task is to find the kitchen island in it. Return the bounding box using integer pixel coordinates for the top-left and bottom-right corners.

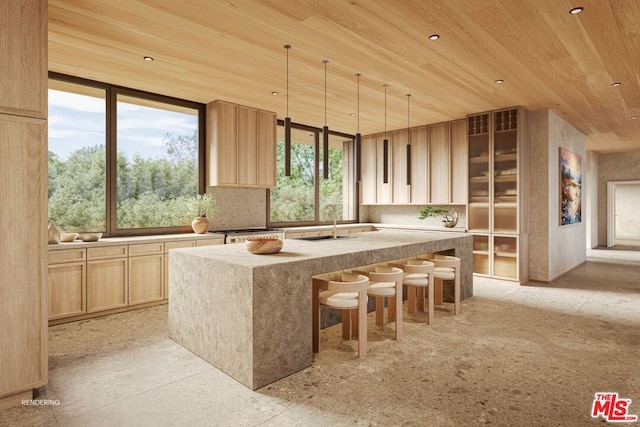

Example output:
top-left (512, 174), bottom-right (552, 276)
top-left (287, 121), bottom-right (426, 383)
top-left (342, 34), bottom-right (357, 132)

top-left (168, 230), bottom-right (472, 390)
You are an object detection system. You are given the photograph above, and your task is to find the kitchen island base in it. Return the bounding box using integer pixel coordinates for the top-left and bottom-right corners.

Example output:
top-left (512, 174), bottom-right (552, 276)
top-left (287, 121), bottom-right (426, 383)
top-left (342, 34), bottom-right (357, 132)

top-left (168, 230), bottom-right (472, 390)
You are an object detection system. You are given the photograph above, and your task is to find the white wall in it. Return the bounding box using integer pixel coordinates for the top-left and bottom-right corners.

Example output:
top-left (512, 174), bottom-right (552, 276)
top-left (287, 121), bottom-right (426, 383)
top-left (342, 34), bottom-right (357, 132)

top-left (529, 110), bottom-right (587, 281)
top-left (586, 152), bottom-right (598, 248)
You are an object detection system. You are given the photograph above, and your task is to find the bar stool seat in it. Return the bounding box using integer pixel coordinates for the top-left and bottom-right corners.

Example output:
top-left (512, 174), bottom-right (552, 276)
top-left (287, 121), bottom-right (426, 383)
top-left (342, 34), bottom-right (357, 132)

top-left (313, 272), bottom-right (369, 358)
top-left (357, 265), bottom-right (404, 340)
top-left (420, 255), bottom-right (461, 315)
top-left (391, 259), bottom-right (435, 325)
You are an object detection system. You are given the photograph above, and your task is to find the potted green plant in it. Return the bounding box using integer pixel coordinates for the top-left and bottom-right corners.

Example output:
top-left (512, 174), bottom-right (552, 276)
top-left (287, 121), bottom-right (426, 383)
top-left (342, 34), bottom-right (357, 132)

top-left (189, 193), bottom-right (217, 234)
top-left (418, 205), bottom-right (458, 228)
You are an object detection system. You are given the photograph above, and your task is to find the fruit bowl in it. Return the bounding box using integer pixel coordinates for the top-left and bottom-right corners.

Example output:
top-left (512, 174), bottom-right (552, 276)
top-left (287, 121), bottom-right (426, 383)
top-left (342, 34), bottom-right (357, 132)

top-left (59, 232), bottom-right (78, 242)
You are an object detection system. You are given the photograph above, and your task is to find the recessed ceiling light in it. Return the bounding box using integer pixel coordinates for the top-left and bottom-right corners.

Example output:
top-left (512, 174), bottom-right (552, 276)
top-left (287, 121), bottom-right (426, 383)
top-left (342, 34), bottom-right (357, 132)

top-left (429, 34), bottom-right (440, 41)
top-left (349, 113), bottom-right (356, 117)
top-left (611, 82), bottom-right (622, 87)
top-left (631, 116), bottom-right (638, 120)
top-left (143, 56), bottom-right (154, 62)
top-left (495, 79), bottom-right (504, 84)
top-left (570, 7), bottom-right (584, 14)
top-left (271, 91), bottom-right (279, 96)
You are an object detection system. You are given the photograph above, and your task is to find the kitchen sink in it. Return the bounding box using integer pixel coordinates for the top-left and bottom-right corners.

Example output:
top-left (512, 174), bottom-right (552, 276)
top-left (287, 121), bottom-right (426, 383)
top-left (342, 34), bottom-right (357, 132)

top-left (294, 235), bottom-right (355, 241)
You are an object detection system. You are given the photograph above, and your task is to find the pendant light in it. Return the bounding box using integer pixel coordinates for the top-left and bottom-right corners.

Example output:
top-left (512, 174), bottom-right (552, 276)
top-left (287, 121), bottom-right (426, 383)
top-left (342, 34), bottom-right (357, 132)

top-left (322, 59), bottom-right (330, 180)
top-left (382, 84), bottom-right (389, 184)
top-left (355, 73), bottom-right (362, 182)
top-left (284, 44), bottom-right (292, 177)
top-left (406, 94), bottom-right (412, 186)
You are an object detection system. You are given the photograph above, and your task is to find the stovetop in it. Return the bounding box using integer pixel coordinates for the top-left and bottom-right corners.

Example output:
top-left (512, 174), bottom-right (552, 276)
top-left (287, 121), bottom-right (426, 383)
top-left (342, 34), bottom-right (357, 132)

top-left (212, 228), bottom-right (281, 235)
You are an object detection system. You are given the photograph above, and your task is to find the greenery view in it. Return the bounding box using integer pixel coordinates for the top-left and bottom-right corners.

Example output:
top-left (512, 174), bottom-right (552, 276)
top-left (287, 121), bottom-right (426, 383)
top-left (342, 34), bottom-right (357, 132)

top-left (48, 131), bottom-right (198, 232)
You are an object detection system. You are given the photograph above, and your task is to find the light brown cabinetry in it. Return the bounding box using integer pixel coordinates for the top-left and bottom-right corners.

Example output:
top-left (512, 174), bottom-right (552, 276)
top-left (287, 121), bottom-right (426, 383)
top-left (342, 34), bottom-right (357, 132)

top-left (87, 246), bottom-right (128, 312)
top-left (0, 0), bottom-right (48, 409)
top-left (129, 243), bottom-right (164, 305)
top-left (409, 127), bottom-right (429, 204)
top-left (0, 0), bottom-right (47, 119)
top-left (361, 119), bottom-right (467, 206)
top-left (48, 248), bottom-right (86, 320)
top-left (206, 100), bottom-right (276, 188)
top-left (360, 135), bottom-right (377, 204)
top-left (429, 123), bottom-right (450, 204)
top-left (467, 108), bottom-right (528, 282)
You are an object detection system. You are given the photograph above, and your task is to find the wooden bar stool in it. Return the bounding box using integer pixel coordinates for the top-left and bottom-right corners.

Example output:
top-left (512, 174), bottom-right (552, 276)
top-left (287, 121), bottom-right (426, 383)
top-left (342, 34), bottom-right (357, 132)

top-left (312, 272), bottom-right (369, 358)
top-left (391, 259), bottom-right (435, 325)
top-left (419, 254), bottom-right (461, 315)
top-left (356, 265), bottom-right (404, 340)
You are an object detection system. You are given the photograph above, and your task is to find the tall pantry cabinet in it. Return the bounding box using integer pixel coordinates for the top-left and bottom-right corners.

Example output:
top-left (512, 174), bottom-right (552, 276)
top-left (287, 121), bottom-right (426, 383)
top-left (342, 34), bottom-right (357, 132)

top-left (467, 108), bottom-right (529, 282)
top-left (0, 0), bottom-right (49, 409)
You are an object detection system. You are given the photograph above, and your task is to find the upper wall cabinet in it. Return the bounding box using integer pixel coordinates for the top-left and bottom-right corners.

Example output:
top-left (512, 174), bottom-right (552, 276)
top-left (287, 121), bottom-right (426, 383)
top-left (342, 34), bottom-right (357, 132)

top-left (361, 119), bottom-right (468, 205)
top-left (0, 0), bottom-right (48, 119)
top-left (206, 100), bottom-right (277, 188)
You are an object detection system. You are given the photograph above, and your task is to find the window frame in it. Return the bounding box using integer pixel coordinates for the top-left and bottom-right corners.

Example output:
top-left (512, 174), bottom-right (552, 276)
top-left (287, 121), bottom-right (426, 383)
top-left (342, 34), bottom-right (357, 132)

top-left (49, 72), bottom-right (206, 237)
top-left (268, 119), bottom-right (359, 228)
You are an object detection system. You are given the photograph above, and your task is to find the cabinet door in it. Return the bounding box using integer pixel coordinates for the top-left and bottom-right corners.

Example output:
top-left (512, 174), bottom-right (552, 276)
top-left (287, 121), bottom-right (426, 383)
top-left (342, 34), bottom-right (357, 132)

top-left (429, 123), bottom-right (450, 204)
top-left (87, 258), bottom-right (128, 312)
top-left (360, 135), bottom-right (377, 204)
top-left (0, 0), bottom-right (47, 118)
top-left (409, 126), bottom-right (429, 205)
top-left (449, 119), bottom-right (468, 204)
top-left (129, 255), bottom-right (164, 305)
top-left (237, 106), bottom-right (258, 186)
top-left (391, 130), bottom-right (409, 204)
top-left (48, 262), bottom-right (86, 320)
top-left (207, 100), bottom-right (238, 186)
top-left (257, 110), bottom-right (277, 187)
top-left (0, 115), bottom-right (48, 397)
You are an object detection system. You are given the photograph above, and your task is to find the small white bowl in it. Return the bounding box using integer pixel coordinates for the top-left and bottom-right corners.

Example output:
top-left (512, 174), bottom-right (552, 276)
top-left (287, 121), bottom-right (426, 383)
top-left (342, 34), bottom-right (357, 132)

top-left (59, 232), bottom-right (78, 242)
top-left (78, 232), bottom-right (103, 242)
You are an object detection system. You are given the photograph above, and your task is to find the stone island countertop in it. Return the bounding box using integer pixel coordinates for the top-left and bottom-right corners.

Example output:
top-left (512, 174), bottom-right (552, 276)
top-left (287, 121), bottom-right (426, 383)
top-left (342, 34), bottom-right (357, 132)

top-left (168, 230), bottom-right (473, 390)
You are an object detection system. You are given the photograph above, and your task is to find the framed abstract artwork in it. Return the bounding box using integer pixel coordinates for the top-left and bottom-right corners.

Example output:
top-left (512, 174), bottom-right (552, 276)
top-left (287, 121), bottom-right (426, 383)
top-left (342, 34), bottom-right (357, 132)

top-left (559, 148), bottom-right (582, 225)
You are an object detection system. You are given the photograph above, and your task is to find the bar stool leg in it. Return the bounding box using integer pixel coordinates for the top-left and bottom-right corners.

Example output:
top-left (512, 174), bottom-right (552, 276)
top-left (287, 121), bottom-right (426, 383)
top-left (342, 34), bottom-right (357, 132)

top-left (375, 296), bottom-right (385, 326)
top-left (388, 296), bottom-right (396, 322)
top-left (435, 279), bottom-right (444, 305)
top-left (407, 285), bottom-right (416, 314)
top-left (427, 273), bottom-right (435, 325)
top-left (416, 287), bottom-right (425, 312)
top-left (358, 296), bottom-right (367, 358)
top-left (454, 267), bottom-right (461, 315)
top-left (342, 310), bottom-right (351, 340)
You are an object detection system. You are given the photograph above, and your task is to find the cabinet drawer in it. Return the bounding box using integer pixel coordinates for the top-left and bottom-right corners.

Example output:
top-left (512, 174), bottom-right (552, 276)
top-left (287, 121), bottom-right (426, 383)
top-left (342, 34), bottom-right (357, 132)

top-left (48, 248), bottom-right (86, 264)
top-left (164, 240), bottom-right (196, 252)
top-left (87, 245), bottom-right (128, 260)
top-left (129, 242), bottom-right (164, 256)
top-left (196, 239), bottom-right (224, 247)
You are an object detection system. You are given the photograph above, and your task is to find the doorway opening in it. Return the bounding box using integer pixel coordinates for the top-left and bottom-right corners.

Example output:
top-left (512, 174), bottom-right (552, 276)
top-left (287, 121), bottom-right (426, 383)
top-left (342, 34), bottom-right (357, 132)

top-left (607, 180), bottom-right (640, 247)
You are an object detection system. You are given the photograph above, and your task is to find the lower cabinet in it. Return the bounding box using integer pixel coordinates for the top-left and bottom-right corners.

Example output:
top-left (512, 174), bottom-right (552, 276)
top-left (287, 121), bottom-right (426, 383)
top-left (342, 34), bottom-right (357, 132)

top-left (129, 243), bottom-right (165, 305)
top-left (87, 245), bottom-right (129, 313)
top-left (471, 233), bottom-right (520, 281)
top-left (48, 236), bottom-right (224, 324)
top-left (48, 259), bottom-right (86, 320)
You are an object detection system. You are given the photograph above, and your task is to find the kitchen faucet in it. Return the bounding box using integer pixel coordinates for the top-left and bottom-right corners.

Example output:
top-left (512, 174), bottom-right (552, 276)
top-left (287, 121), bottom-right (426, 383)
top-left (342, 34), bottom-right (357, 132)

top-left (323, 204), bottom-right (337, 239)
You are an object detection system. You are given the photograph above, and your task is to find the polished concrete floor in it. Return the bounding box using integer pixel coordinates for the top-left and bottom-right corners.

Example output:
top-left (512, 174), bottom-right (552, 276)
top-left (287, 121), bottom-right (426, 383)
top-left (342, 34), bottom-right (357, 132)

top-left (2, 249), bottom-right (639, 426)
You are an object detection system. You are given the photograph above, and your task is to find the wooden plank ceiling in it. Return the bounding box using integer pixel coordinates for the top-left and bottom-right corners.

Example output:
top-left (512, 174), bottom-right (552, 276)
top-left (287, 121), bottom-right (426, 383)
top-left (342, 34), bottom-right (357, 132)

top-left (48, 0), bottom-right (640, 153)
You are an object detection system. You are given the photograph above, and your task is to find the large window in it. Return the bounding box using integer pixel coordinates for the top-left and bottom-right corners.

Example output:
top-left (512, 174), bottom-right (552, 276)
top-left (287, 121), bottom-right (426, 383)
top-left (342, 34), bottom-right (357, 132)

top-left (48, 74), bottom-right (204, 236)
top-left (269, 123), bottom-right (356, 225)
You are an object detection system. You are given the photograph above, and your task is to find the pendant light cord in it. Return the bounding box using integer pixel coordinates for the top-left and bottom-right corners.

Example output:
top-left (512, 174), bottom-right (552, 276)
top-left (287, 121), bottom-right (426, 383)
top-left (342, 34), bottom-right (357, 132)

top-left (285, 44), bottom-right (291, 117)
top-left (384, 84), bottom-right (388, 138)
top-left (356, 73), bottom-right (361, 133)
top-left (407, 94), bottom-right (411, 143)
top-left (323, 60), bottom-right (329, 126)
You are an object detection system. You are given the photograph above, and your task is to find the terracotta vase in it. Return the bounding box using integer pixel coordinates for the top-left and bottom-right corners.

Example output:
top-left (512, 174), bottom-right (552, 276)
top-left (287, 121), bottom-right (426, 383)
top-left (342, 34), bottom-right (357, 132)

top-left (48, 221), bottom-right (60, 244)
top-left (191, 217), bottom-right (209, 234)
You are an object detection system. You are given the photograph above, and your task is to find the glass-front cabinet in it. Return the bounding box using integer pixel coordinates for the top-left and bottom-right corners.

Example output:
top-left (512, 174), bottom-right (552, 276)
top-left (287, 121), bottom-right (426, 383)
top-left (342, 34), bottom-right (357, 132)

top-left (467, 107), bottom-right (528, 282)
